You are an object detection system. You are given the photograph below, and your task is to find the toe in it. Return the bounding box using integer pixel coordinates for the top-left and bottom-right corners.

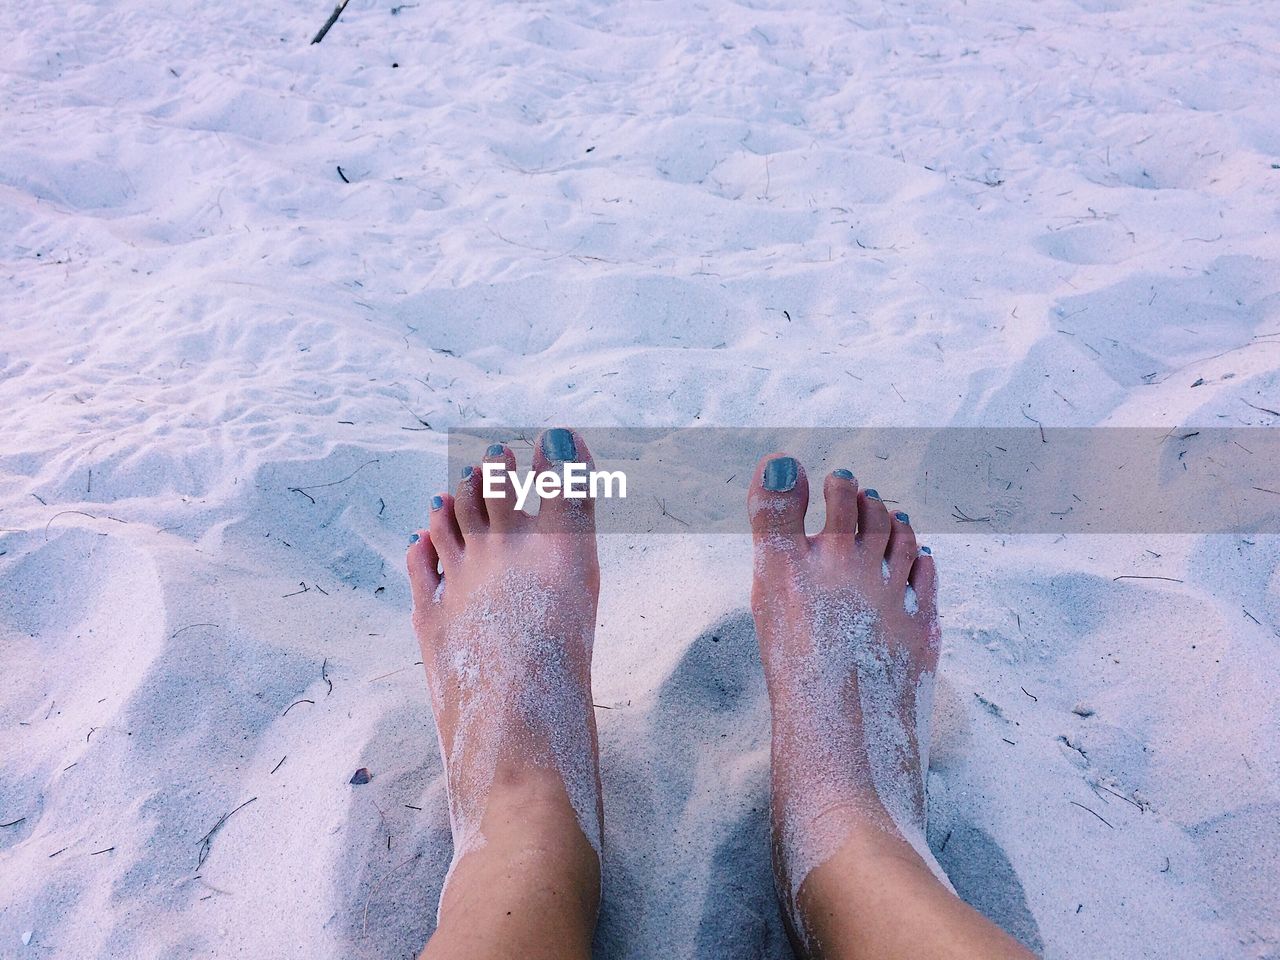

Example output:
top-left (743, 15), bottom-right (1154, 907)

top-left (530, 428), bottom-right (597, 533)
top-left (819, 469), bottom-right (859, 550)
top-left (748, 453), bottom-right (809, 548)
top-left (478, 442), bottom-right (524, 533)
top-left (428, 493), bottom-right (464, 570)
top-left (908, 545), bottom-right (938, 622)
top-left (454, 464), bottom-right (487, 537)
top-left (856, 487), bottom-right (891, 555)
top-left (406, 530), bottom-right (441, 609)
top-left (886, 509), bottom-right (918, 586)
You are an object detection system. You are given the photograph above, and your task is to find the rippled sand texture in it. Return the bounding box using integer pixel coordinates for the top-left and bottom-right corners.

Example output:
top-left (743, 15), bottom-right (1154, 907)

top-left (2, 0), bottom-right (1279, 957)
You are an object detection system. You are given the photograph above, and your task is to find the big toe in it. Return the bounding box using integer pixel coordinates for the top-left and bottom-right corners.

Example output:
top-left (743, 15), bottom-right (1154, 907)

top-left (531, 427), bottom-right (597, 534)
top-left (748, 454), bottom-right (809, 549)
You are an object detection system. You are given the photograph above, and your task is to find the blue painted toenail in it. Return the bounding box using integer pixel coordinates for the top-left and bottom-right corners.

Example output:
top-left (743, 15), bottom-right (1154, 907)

top-left (919, 545), bottom-right (931, 555)
top-left (431, 495), bottom-right (444, 511)
top-left (762, 457), bottom-right (798, 492)
top-left (461, 465), bottom-right (473, 479)
top-left (894, 511), bottom-right (910, 523)
top-left (542, 428), bottom-right (577, 462)
top-left (864, 489), bottom-right (880, 500)
top-left (409, 533), bottom-right (420, 545)
top-left (486, 443), bottom-right (505, 457)
top-left (833, 468), bottom-right (854, 480)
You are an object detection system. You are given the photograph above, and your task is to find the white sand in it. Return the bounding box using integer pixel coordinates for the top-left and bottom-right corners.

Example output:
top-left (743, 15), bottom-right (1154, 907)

top-left (3, 0), bottom-right (1279, 957)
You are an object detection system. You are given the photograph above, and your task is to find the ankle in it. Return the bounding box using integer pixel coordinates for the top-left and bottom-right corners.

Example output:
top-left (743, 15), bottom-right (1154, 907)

top-left (770, 710), bottom-right (927, 833)
top-left (771, 785), bottom-right (934, 908)
top-left (466, 762), bottom-right (596, 849)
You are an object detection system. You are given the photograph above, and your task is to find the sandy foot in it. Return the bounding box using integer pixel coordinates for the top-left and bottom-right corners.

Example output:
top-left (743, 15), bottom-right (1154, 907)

top-left (405, 429), bottom-right (603, 889)
top-left (747, 454), bottom-right (944, 926)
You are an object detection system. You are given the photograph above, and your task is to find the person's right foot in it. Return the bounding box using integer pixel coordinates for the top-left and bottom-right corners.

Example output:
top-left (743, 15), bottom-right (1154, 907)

top-left (747, 454), bottom-right (941, 926)
top-left (406, 428), bottom-right (603, 878)
top-left (406, 428), bottom-right (603, 960)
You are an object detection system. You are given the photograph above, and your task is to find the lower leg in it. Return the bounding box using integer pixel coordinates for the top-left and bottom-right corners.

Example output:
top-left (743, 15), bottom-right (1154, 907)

top-left (424, 766), bottom-right (599, 960)
top-left (784, 801), bottom-right (1032, 959)
top-left (407, 431), bottom-right (605, 960)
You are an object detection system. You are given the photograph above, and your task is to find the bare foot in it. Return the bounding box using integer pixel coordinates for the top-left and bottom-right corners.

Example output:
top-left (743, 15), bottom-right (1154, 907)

top-left (405, 428), bottom-right (602, 911)
top-left (747, 455), bottom-right (942, 930)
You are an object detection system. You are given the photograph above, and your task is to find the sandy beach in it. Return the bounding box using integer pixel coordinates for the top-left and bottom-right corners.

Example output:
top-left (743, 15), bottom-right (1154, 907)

top-left (2, 0), bottom-right (1279, 956)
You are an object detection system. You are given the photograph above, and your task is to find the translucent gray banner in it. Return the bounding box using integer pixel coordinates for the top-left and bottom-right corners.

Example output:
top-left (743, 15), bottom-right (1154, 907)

top-left (446, 428), bottom-right (1280, 534)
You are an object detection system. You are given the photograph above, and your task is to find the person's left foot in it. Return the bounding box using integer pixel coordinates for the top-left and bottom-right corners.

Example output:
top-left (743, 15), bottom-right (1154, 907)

top-left (405, 428), bottom-right (603, 869)
top-left (745, 453), bottom-right (942, 920)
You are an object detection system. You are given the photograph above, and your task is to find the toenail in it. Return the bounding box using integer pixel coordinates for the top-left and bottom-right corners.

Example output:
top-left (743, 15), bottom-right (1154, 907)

top-left (409, 532), bottom-right (420, 544)
top-left (864, 488), bottom-right (881, 500)
top-left (431, 495), bottom-right (444, 511)
top-left (461, 465), bottom-right (473, 479)
top-left (542, 427), bottom-right (577, 462)
top-left (486, 443), bottom-right (505, 457)
top-left (762, 456), bottom-right (798, 492)
top-left (919, 545), bottom-right (932, 555)
top-left (894, 511), bottom-right (910, 523)
top-left (832, 468), bottom-right (854, 480)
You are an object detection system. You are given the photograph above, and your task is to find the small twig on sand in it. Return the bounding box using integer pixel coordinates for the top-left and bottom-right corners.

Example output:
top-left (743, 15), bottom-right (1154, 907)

top-left (653, 496), bottom-right (690, 526)
top-left (363, 854), bottom-right (422, 936)
top-left (1070, 800), bottom-right (1114, 829)
top-left (197, 798), bottom-right (258, 868)
top-left (289, 459), bottom-right (380, 502)
top-left (1, 818), bottom-right (26, 828)
top-left (168, 623), bottom-right (220, 642)
top-left (1242, 399), bottom-right (1280, 417)
top-left (283, 699), bottom-right (315, 716)
top-left (1113, 575), bottom-right (1183, 583)
top-left (1021, 409), bottom-right (1047, 443)
top-left (44, 510), bottom-right (98, 540)
top-left (397, 400), bottom-right (432, 429)
top-left (367, 664), bottom-right (417, 683)
top-left (951, 505), bottom-right (991, 523)
top-left (1093, 784), bottom-right (1143, 811)
top-left (311, 0), bottom-right (353, 44)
